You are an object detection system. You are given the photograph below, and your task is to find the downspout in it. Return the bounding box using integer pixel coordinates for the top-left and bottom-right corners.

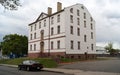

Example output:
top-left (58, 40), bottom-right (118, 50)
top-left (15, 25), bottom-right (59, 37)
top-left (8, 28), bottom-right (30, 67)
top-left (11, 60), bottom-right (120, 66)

top-left (48, 16), bottom-right (50, 56)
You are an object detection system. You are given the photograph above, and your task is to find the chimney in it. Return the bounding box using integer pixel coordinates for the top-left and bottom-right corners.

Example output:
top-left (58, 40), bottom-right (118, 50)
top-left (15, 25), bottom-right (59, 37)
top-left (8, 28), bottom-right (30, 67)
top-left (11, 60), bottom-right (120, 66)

top-left (48, 7), bottom-right (52, 15)
top-left (57, 2), bottom-right (62, 12)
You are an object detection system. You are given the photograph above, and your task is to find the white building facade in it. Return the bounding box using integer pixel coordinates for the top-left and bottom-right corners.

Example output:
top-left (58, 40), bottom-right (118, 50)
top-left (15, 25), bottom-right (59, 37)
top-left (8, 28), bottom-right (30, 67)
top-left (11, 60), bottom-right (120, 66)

top-left (28, 2), bottom-right (96, 59)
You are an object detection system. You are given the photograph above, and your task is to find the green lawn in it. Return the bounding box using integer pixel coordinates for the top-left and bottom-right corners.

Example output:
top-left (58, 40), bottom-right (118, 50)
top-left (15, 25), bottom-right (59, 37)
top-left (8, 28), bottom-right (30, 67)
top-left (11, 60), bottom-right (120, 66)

top-left (0, 57), bottom-right (108, 68)
top-left (0, 57), bottom-right (58, 68)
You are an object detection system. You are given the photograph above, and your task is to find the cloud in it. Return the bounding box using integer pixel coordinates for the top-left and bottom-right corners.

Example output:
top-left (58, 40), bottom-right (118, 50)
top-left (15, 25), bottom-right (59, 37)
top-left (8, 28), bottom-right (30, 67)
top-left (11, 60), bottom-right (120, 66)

top-left (0, 0), bottom-right (120, 49)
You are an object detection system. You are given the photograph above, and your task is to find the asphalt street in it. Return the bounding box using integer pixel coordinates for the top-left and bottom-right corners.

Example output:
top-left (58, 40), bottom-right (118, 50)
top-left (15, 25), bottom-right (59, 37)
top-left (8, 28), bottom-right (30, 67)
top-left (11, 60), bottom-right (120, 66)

top-left (59, 58), bottom-right (120, 73)
top-left (0, 66), bottom-right (69, 75)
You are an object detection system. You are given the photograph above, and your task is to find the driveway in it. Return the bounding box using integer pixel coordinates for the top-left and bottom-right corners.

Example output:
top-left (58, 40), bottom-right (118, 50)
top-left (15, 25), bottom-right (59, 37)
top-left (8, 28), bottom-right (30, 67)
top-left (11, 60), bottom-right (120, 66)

top-left (59, 57), bottom-right (120, 73)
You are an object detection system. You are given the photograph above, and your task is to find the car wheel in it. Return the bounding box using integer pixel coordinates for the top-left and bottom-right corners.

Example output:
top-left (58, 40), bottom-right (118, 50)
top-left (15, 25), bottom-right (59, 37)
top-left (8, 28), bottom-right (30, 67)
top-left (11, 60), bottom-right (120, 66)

top-left (18, 66), bottom-right (21, 70)
top-left (26, 67), bottom-right (30, 71)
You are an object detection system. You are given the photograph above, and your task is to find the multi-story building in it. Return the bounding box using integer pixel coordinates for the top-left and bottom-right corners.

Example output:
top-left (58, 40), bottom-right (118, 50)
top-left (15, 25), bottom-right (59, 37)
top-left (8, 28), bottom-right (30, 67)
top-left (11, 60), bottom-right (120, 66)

top-left (28, 2), bottom-right (96, 59)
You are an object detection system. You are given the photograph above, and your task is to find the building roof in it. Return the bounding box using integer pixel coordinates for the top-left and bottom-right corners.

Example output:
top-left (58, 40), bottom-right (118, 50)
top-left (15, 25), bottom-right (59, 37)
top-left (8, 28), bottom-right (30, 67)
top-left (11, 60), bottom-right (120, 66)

top-left (29, 9), bottom-right (64, 26)
top-left (29, 3), bottom-right (94, 26)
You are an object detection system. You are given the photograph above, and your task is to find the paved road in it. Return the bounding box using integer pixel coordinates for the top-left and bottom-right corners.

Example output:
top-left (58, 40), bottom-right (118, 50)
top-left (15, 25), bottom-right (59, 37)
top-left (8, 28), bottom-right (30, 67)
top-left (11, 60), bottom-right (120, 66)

top-left (0, 66), bottom-right (69, 75)
top-left (59, 58), bottom-right (120, 73)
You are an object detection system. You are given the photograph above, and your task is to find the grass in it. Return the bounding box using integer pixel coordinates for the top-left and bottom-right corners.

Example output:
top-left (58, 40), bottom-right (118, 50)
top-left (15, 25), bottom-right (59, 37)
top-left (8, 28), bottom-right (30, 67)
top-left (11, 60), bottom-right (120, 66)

top-left (0, 57), bottom-right (58, 68)
top-left (0, 57), bottom-right (109, 68)
top-left (60, 58), bottom-right (78, 63)
top-left (0, 57), bottom-right (79, 67)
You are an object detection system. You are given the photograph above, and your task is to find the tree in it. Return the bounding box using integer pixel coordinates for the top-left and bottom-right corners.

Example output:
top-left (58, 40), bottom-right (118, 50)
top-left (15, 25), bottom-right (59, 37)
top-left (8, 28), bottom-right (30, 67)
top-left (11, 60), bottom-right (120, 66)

top-left (0, 0), bottom-right (21, 10)
top-left (105, 42), bottom-right (116, 55)
top-left (0, 42), bottom-right (1, 50)
top-left (1, 34), bottom-right (28, 57)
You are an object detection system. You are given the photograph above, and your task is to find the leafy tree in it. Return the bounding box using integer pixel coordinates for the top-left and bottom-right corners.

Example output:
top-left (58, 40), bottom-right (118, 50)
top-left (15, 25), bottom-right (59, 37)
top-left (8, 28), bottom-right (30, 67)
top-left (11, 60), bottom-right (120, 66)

top-left (1, 34), bottom-right (28, 57)
top-left (0, 42), bottom-right (1, 50)
top-left (105, 42), bottom-right (116, 55)
top-left (0, 0), bottom-right (21, 10)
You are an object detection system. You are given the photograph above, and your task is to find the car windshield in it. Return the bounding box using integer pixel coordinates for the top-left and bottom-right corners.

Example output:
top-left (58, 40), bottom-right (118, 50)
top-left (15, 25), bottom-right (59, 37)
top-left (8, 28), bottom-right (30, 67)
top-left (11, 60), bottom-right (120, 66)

top-left (29, 60), bottom-right (36, 64)
top-left (23, 60), bottom-right (38, 64)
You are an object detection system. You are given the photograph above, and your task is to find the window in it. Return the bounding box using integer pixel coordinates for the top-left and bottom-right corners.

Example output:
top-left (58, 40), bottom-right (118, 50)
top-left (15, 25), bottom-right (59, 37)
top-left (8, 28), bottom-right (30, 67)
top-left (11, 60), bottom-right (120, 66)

top-left (78, 41), bottom-right (80, 50)
top-left (31, 26), bottom-right (33, 31)
top-left (77, 18), bottom-right (80, 25)
top-left (30, 45), bottom-right (32, 51)
top-left (84, 35), bottom-right (87, 42)
top-left (77, 28), bottom-right (80, 36)
top-left (81, 6), bottom-right (84, 9)
top-left (51, 17), bottom-right (54, 24)
top-left (34, 44), bottom-right (36, 51)
top-left (77, 9), bottom-right (79, 16)
top-left (70, 8), bottom-right (73, 13)
top-left (57, 26), bottom-right (60, 34)
top-left (70, 15), bottom-right (73, 23)
top-left (71, 41), bottom-right (74, 49)
top-left (41, 30), bottom-right (44, 40)
top-left (84, 21), bottom-right (86, 28)
top-left (57, 40), bottom-right (60, 49)
top-left (34, 24), bottom-right (36, 30)
top-left (34, 33), bottom-right (36, 39)
top-left (84, 13), bottom-right (86, 19)
top-left (51, 27), bottom-right (54, 35)
top-left (91, 44), bottom-right (94, 50)
top-left (51, 41), bottom-right (53, 49)
top-left (40, 41), bottom-right (44, 48)
top-left (70, 26), bottom-right (73, 34)
top-left (90, 17), bottom-right (93, 21)
top-left (91, 23), bottom-right (93, 30)
top-left (91, 32), bottom-right (93, 39)
top-left (44, 20), bottom-right (46, 27)
top-left (39, 22), bottom-right (41, 28)
top-left (57, 15), bottom-right (60, 22)
top-left (30, 34), bottom-right (32, 40)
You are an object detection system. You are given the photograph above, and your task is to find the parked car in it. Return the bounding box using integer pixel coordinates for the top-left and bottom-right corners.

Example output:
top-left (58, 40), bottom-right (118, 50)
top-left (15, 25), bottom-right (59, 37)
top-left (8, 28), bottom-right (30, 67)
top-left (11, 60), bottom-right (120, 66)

top-left (18, 60), bottom-right (43, 71)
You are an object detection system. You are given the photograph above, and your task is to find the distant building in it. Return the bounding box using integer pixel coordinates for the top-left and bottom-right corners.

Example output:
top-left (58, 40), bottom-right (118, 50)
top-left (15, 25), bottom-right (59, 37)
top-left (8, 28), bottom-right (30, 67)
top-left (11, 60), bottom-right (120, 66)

top-left (96, 46), bottom-right (109, 54)
top-left (28, 2), bottom-right (96, 59)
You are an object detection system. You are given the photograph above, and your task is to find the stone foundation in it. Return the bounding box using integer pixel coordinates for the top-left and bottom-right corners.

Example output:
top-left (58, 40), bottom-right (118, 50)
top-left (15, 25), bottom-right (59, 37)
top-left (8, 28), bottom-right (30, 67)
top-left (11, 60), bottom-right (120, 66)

top-left (28, 52), bottom-right (96, 60)
top-left (28, 53), bottom-right (40, 58)
top-left (28, 52), bottom-right (65, 58)
top-left (66, 54), bottom-right (96, 60)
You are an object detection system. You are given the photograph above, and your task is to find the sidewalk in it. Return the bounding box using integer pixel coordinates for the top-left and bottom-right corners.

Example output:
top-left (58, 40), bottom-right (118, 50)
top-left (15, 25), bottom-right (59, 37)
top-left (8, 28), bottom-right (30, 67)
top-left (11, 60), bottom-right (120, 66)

top-left (43, 68), bottom-right (120, 75)
top-left (0, 64), bottom-right (120, 75)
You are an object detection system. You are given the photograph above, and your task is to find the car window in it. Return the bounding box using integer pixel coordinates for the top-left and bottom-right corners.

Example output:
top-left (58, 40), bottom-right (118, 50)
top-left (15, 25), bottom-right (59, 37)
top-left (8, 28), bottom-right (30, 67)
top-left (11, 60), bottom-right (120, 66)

top-left (29, 60), bottom-right (36, 64)
top-left (22, 60), bottom-right (38, 65)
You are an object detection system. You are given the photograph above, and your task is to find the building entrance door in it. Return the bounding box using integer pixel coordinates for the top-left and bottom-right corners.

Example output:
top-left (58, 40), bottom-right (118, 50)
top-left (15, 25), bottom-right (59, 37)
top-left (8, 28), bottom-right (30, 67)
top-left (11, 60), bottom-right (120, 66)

top-left (40, 42), bottom-right (44, 53)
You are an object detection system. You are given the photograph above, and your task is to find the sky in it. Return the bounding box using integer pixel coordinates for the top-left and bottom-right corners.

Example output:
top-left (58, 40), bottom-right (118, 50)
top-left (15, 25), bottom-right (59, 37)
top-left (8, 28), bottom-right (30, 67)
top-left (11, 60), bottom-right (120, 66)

top-left (0, 0), bottom-right (120, 48)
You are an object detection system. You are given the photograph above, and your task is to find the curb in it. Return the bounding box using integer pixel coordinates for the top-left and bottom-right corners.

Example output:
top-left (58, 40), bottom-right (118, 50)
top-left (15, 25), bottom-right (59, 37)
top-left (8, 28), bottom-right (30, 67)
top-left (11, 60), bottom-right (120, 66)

top-left (0, 64), bottom-right (18, 68)
top-left (0, 64), bottom-right (119, 75)
top-left (42, 69), bottom-right (66, 74)
top-left (0, 64), bottom-right (71, 74)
